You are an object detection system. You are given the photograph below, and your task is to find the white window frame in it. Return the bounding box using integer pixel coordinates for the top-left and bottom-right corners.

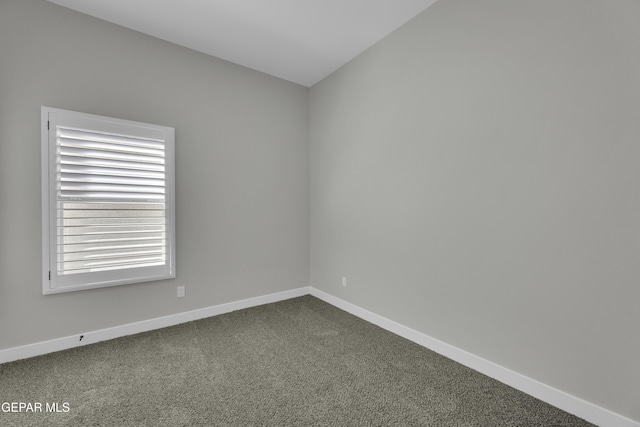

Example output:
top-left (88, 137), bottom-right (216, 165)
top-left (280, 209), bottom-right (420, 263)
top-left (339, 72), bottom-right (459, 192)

top-left (41, 107), bottom-right (176, 294)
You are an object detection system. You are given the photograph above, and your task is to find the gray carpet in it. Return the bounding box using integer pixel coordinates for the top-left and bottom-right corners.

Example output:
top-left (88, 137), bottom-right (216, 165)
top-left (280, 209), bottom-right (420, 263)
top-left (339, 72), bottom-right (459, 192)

top-left (1, 295), bottom-right (593, 426)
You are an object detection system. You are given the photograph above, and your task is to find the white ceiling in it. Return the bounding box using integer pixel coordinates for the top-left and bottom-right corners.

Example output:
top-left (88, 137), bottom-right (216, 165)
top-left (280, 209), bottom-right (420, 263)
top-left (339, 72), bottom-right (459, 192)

top-left (46, 0), bottom-right (439, 87)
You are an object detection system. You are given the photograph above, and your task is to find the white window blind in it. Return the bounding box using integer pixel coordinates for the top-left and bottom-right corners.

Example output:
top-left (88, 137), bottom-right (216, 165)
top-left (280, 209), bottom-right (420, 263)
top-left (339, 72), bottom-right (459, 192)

top-left (42, 107), bottom-right (175, 294)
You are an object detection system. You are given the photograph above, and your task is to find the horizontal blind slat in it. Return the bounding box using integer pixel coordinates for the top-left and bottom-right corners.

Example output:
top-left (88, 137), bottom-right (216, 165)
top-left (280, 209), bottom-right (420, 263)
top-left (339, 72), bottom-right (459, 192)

top-left (58, 192), bottom-right (165, 201)
top-left (61, 210), bottom-right (164, 219)
top-left (59, 183), bottom-right (166, 194)
top-left (59, 155), bottom-right (165, 172)
top-left (59, 164), bottom-right (165, 180)
top-left (62, 233), bottom-right (166, 245)
top-left (60, 241), bottom-right (165, 254)
top-left (62, 217), bottom-right (166, 226)
top-left (61, 202), bottom-right (165, 210)
top-left (58, 147), bottom-right (165, 165)
top-left (58, 128), bottom-right (165, 149)
top-left (60, 248), bottom-right (165, 262)
top-left (58, 139), bottom-right (165, 157)
top-left (61, 225), bottom-right (165, 236)
top-left (59, 173), bottom-right (165, 187)
top-left (59, 261), bottom-right (166, 275)
top-left (59, 255), bottom-right (166, 271)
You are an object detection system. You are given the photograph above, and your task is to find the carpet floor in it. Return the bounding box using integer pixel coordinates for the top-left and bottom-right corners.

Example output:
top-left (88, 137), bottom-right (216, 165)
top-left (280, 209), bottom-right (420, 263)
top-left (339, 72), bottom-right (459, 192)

top-left (0, 295), bottom-right (594, 426)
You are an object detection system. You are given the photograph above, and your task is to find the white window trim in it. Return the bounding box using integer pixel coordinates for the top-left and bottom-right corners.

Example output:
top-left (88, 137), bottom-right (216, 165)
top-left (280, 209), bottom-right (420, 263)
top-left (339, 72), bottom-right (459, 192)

top-left (41, 107), bottom-right (176, 294)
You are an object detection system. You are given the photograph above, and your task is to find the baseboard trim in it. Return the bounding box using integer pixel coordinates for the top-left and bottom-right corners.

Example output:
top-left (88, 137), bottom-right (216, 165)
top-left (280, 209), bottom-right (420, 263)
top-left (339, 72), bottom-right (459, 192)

top-left (2, 286), bottom-right (637, 427)
top-left (309, 287), bottom-right (639, 427)
top-left (0, 286), bottom-right (309, 365)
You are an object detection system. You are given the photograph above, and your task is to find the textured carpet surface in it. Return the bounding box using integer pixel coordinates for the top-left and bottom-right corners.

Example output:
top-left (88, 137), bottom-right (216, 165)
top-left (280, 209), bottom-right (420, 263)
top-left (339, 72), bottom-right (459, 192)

top-left (1, 295), bottom-right (594, 426)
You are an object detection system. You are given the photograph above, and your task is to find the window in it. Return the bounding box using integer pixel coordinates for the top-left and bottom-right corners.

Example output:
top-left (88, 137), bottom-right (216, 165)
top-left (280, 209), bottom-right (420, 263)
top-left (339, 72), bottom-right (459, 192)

top-left (42, 107), bottom-right (175, 294)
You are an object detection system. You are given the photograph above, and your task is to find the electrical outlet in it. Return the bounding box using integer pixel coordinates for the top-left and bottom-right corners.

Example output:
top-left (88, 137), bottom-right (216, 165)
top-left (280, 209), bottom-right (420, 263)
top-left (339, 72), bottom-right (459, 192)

top-left (177, 286), bottom-right (185, 298)
top-left (342, 276), bottom-right (347, 287)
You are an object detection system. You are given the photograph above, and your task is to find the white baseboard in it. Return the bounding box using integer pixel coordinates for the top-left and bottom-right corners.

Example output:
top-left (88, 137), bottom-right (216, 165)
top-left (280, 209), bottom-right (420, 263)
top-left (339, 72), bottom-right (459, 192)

top-left (0, 286), bottom-right (309, 365)
top-left (309, 287), bottom-right (639, 427)
top-left (2, 285), bottom-right (637, 427)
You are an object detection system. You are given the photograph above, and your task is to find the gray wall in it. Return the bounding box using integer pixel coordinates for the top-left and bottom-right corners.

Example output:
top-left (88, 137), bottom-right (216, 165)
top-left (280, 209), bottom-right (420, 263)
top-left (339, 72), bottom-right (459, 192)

top-left (310, 0), bottom-right (639, 422)
top-left (0, 0), bottom-right (309, 349)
